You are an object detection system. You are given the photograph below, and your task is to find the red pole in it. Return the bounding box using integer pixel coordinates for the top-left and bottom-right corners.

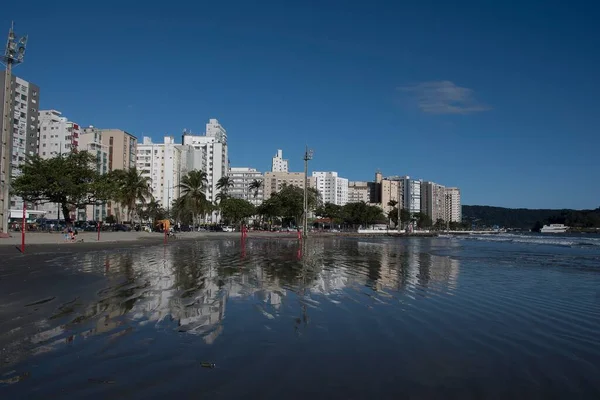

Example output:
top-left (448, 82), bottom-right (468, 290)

top-left (97, 221), bottom-right (101, 241)
top-left (21, 203), bottom-right (26, 253)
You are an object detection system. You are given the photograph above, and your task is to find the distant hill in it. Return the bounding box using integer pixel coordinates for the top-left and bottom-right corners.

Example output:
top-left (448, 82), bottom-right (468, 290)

top-left (462, 205), bottom-right (600, 230)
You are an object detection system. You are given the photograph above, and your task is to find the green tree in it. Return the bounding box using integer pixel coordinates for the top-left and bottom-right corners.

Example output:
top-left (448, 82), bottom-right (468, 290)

top-left (12, 152), bottom-right (110, 224)
top-left (270, 184), bottom-right (321, 227)
top-left (341, 202), bottom-right (385, 228)
top-left (220, 198), bottom-right (256, 226)
top-left (414, 212), bottom-right (433, 229)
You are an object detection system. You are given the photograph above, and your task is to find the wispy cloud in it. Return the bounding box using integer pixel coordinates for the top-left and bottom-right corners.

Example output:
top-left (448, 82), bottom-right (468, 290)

top-left (398, 81), bottom-right (490, 115)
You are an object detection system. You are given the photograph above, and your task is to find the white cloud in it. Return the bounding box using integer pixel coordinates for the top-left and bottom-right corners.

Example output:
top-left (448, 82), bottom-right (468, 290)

top-left (398, 81), bottom-right (490, 115)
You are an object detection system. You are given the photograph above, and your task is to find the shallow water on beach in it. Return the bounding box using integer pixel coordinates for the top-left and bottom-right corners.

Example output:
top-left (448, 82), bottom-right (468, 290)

top-left (1, 235), bottom-right (600, 399)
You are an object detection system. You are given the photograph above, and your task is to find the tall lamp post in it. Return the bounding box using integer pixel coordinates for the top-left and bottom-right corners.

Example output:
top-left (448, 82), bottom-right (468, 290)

top-left (303, 146), bottom-right (313, 238)
top-left (0, 23), bottom-right (27, 234)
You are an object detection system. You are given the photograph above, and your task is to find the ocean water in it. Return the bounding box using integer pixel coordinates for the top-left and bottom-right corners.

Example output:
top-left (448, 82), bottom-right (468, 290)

top-left (1, 234), bottom-right (599, 399)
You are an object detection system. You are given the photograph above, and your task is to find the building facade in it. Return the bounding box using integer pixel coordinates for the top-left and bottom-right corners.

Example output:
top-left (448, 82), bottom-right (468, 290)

top-left (403, 177), bottom-right (422, 214)
top-left (227, 167), bottom-right (264, 206)
top-left (445, 187), bottom-right (462, 223)
top-left (312, 171), bottom-right (348, 206)
top-left (348, 181), bottom-right (377, 203)
top-left (0, 73), bottom-right (40, 219)
top-left (271, 149), bottom-right (288, 172)
top-left (38, 110), bottom-right (80, 159)
top-left (263, 171), bottom-right (315, 200)
top-left (421, 182), bottom-right (446, 223)
top-left (100, 129), bottom-right (137, 171)
top-left (136, 136), bottom-right (182, 208)
top-left (78, 126), bottom-right (109, 221)
top-left (181, 119), bottom-right (229, 221)
top-left (36, 110), bottom-right (82, 220)
top-left (100, 129), bottom-right (137, 221)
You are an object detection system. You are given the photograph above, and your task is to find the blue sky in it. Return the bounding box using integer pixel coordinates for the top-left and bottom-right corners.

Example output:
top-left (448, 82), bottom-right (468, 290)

top-left (3, 0), bottom-right (599, 209)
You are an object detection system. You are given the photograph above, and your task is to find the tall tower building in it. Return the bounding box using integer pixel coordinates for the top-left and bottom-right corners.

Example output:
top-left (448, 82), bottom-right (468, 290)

top-left (0, 72), bottom-right (40, 213)
top-left (445, 187), bottom-right (462, 223)
top-left (312, 171), bottom-right (349, 206)
top-left (271, 149), bottom-right (288, 172)
top-left (181, 119), bottom-right (228, 218)
top-left (38, 110), bottom-right (80, 159)
top-left (100, 129), bottom-right (137, 171)
top-left (136, 136), bottom-right (182, 208)
top-left (421, 182), bottom-right (447, 223)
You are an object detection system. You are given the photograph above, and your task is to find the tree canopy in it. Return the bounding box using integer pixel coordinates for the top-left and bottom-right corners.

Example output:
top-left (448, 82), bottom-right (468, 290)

top-left (12, 152), bottom-right (112, 223)
top-left (220, 198), bottom-right (255, 225)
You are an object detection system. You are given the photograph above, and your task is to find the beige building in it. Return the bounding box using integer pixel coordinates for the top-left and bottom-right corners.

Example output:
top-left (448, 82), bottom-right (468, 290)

top-left (100, 129), bottom-right (137, 171)
top-left (445, 187), bottom-right (462, 223)
top-left (380, 179), bottom-right (402, 214)
top-left (100, 129), bottom-right (137, 221)
top-left (263, 171), bottom-right (316, 200)
top-left (421, 182), bottom-right (446, 223)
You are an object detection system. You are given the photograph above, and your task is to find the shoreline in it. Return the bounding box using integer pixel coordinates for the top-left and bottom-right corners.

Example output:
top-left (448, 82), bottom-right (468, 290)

top-left (0, 230), bottom-right (443, 256)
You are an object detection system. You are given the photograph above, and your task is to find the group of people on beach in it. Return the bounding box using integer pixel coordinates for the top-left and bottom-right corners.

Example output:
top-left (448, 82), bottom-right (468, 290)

top-left (63, 227), bottom-right (81, 242)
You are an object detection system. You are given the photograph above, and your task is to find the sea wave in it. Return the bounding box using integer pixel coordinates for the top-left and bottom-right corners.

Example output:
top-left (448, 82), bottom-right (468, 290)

top-left (460, 233), bottom-right (600, 248)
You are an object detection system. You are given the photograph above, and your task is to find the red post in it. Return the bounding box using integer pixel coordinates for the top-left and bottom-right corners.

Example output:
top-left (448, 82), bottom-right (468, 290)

top-left (97, 221), bottom-right (101, 241)
top-left (21, 203), bottom-right (26, 253)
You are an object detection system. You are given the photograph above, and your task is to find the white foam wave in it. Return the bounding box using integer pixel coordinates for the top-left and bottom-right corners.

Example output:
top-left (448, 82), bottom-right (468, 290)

top-left (461, 233), bottom-right (600, 248)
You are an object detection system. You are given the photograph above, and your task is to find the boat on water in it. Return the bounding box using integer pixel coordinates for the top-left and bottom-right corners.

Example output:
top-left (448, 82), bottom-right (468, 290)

top-left (540, 224), bottom-right (569, 233)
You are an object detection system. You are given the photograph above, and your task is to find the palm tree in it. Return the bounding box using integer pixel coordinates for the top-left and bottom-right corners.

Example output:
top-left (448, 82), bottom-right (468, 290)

top-left (249, 179), bottom-right (263, 199)
top-left (179, 169), bottom-right (209, 225)
top-left (114, 168), bottom-right (152, 223)
top-left (216, 176), bottom-right (233, 196)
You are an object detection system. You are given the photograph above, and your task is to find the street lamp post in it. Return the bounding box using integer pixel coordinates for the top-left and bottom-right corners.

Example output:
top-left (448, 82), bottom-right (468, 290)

top-left (0, 23), bottom-right (27, 234)
top-left (303, 146), bottom-right (313, 238)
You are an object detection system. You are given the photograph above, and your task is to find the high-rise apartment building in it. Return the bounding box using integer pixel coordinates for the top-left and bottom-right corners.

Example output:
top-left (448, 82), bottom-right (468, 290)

top-left (136, 136), bottom-right (182, 208)
top-left (181, 119), bottom-right (228, 218)
top-left (271, 149), bottom-right (288, 172)
top-left (100, 129), bottom-right (137, 171)
top-left (38, 110), bottom-right (80, 159)
top-left (312, 171), bottom-right (348, 206)
top-left (78, 126), bottom-right (109, 221)
top-left (36, 110), bottom-right (82, 220)
top-left (100, 129), bottom-right (137, 221)
top-left (0, 73), bottom-right (40, 220)
top-left (263, 171), bottom-right (315, 200)
top-left (227, 167), bottom-right (264, 206)
top-left (445, 187), bottom-right (462, 223)
top-left (403, 177), bottom-right (422, 214)
top-left (421, 182), bottom-right (446, 223)
top-left (348, 181), bottom-right (378, 204)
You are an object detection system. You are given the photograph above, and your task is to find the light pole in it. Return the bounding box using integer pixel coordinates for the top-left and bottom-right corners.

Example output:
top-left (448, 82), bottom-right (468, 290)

top-left (303, 146), bottom-right (313, 238)
top-left (0, 23), bottom-right (27, 234)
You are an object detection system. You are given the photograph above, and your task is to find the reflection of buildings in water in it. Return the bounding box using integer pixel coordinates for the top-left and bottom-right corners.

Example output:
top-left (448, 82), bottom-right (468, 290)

top-left (355, 240), bottom-right (460, 293)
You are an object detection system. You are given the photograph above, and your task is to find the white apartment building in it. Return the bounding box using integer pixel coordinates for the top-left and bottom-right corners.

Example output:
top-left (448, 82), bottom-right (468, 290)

top-left (0, 74), bottom-right (40, 222)
top-left (403, 177), bottom-right (422, 214)
top-left (227, 167), bottom-right (264, 206)
top-left (271, 149), bottom-right (288, 172)
top-left (181, 119), bottom-right (228, 220)
top-left (421, 182), bottom-right (446, 223)
top-left (38, 110), bottom-right (80, 159)
top-left (136, 136), bottom-right (182, 208)
top-left (36, 110), bottom-right (82, 220)
top-left (312, 171), bottom-right (348, 206)
top-left (445, 187), bottom-right (462, 223)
